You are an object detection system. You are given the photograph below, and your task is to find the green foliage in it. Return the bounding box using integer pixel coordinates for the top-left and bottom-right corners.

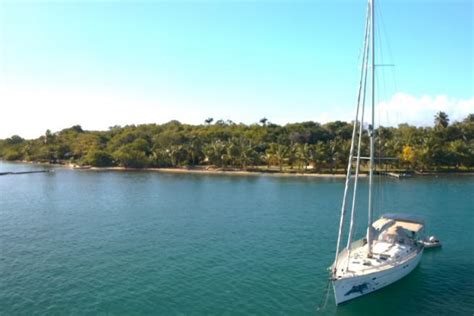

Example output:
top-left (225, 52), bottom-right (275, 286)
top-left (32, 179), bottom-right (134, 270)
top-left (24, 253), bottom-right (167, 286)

top-left (204, 140), bottom-right (226, 167)
top-left (6, 135), bottom-right (24, 145)
top-left (0, 114), bottom-right (472, 172)
top-left (3, 148), bottom-right (22, 161)
top-left (113, 145), bottom-right (149, 168)
top-left (82, 149), bottom-right (113, 167)
top-left (266, 143), bottom-right (290, 171)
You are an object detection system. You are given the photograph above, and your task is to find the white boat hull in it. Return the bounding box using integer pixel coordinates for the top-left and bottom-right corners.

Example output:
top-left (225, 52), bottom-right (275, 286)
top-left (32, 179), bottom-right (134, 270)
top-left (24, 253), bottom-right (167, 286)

top-left (332, 248), bottom-right (423, 305)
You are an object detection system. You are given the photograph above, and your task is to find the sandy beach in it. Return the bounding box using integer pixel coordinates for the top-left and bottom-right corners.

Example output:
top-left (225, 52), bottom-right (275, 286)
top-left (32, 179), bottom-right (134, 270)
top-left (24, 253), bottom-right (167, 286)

top-left (85, 166), bottom-right (353, 178)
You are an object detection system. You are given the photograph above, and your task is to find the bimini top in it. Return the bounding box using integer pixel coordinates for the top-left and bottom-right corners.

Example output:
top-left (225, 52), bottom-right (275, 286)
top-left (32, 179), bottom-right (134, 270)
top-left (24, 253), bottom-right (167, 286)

top-left (381, 213), bottom-right (425, 225)
top-left (372, 213), bottom-right (425, 233)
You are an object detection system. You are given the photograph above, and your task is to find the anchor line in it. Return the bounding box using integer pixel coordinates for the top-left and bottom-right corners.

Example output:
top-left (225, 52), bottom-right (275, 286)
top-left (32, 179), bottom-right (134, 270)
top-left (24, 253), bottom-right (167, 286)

top-left (316, 277), bottom-right (332, 312)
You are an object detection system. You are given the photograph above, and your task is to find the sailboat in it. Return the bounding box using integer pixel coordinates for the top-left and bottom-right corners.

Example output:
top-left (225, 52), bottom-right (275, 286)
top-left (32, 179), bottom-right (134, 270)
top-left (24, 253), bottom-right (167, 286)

top-left (331, 0), bottom-right (425, 305)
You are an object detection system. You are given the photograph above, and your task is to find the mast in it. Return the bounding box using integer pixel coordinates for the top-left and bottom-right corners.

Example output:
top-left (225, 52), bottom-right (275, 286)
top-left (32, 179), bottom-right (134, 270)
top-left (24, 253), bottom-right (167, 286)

top-left (333, 0), bottom-right (371, 271)
top-left (367, 0), bottom-right (375, 256)
top-left (346, 1), bottom-right (371, 250)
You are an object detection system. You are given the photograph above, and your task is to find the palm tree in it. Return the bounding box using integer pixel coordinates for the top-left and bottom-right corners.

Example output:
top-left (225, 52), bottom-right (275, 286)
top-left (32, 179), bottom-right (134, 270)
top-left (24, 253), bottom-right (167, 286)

top-left (150, 147), bottom-right (171, 167)
top-left (434, 111), bottom-right (449, 129)
top-left (21, 143), bottom-right (33, 161)
top-left (309, 142), bottom-right (328, 173)
top-left (203, 140), bottom-right (226, 167)
top-left (328, 137), bottom-right (343, 174)
top-left (44, 129), bottom-right (55, 145)
top-left (185, 139), bottom-right (204, 166)
top-left (230, 137), bottom-right (257, 169)
top-left (419, 135), bottom-right (442, 170)
top-left (447, 140), bottom-right (468, 169)
top-left (167, 145), bottom-right (186, 167)
top-left (295, 143), bottom-right (310, 171)
top-left (266, 143), bottom-right (289, 171)
top-left (222, 141), bottom-right (240, 168)
top-left (239, 143), bottom-right (256, 169)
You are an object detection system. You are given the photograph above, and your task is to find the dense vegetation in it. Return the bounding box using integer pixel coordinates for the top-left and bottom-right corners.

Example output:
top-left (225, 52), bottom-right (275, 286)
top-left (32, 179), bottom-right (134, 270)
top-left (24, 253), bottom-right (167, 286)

top-left (1, 112), bottom-right (473, 173)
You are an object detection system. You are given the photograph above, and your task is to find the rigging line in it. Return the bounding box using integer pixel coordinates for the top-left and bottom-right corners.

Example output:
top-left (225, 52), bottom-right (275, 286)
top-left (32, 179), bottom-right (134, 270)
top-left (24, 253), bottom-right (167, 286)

top-left (374, 53), bottom-right (383, 219)
top-left (333, 0), bottom-right (371, 272)
top-left (376, 65), bottom-right (386, 215)
top-left (374, 2), bottom-right (387, 151)
top-left (346, 13), bottom-right (371, 255)
top-left (356, 15), bottom-right (368, 70)
top-left (378, 70), bottom-right (388, 215)
top-left (347, 50), bottom-right (369, 247)
top-left (375, 4), bottom-right (388, 117)
top-left (377, 0), bottom-right (399, 96)
top-left (376, 1), bottom-right (393, 62)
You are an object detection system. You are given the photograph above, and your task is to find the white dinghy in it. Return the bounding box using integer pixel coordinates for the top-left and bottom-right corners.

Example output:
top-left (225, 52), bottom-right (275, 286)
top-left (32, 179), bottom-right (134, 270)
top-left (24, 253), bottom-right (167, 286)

top-left (421, 235), bottom-right (441, 249)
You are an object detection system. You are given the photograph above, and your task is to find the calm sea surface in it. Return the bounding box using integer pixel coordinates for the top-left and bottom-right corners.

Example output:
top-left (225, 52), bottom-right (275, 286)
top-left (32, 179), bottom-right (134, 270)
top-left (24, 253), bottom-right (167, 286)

top-left (0, 161), bottom-right (473, 315)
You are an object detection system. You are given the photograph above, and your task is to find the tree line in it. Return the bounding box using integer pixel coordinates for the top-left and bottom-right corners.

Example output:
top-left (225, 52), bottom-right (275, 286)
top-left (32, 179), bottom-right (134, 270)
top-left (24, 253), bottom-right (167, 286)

top-left (0, 112), bottom-right (473, 173)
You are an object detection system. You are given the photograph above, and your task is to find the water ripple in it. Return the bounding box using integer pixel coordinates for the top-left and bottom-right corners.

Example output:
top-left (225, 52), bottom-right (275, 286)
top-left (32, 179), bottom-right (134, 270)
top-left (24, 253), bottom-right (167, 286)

top-left (0, 163), bottom-right (473, 315)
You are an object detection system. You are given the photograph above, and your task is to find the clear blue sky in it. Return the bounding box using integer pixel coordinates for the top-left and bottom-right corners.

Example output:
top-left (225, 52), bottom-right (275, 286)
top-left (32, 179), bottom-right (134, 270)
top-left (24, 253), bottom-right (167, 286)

top-left (0, 0), bottom-right (472, 138)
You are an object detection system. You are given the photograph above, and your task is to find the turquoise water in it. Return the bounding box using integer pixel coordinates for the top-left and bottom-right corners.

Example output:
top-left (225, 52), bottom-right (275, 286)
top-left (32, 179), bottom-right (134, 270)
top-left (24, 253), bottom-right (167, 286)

top-left (0, 162), bottom-right (473, 315)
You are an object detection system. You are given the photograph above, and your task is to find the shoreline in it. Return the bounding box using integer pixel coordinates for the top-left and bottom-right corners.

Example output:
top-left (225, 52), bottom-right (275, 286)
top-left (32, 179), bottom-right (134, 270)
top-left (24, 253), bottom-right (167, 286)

top-left (87, 166), bottom-right (353, 178)
top-left (2, 160), bottom-right (474, 178)
top-left (2, 160), bottom-right (352, 178)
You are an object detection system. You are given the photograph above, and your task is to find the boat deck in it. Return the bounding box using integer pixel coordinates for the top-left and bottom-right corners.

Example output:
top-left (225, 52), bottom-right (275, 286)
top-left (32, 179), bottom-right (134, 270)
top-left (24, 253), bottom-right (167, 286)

top-left (334, 240), bottom-right (421, 279)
